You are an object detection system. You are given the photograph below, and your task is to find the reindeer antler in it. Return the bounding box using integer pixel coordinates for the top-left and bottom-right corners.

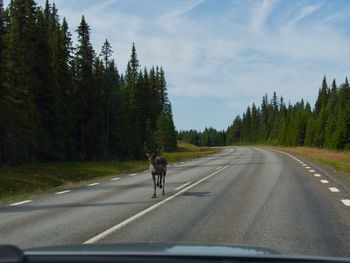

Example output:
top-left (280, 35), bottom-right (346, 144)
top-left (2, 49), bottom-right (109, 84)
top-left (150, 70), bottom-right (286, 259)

top-left (144, 142), bottom-right (149, 152)
top-left (144, 142), bottom-right (150, 157)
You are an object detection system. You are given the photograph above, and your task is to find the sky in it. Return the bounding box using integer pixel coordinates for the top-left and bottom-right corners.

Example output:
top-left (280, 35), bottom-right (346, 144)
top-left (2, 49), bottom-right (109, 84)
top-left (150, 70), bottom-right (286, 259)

top-left (4, 0), bottom-right (350, 131)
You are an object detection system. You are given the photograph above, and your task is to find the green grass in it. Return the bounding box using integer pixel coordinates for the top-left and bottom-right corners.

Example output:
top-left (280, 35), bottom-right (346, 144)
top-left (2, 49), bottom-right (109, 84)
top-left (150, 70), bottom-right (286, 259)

top-left (0, 141), bottom-right (220, 202)
top-left (270, 146), bottom-right (350, 177)
top-left (230, 143), bottom-right (350, 177)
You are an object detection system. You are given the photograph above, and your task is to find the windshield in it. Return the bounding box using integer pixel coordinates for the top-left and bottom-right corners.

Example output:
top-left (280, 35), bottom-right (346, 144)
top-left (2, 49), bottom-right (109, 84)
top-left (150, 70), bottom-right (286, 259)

top-left (0, 0), bottom-right (350, 259)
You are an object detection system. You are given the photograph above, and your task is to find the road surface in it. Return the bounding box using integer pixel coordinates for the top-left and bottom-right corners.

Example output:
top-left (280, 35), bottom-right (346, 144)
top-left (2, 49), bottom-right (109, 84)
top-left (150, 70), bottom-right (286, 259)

top-left (1, 147), bottom-right (349, 257)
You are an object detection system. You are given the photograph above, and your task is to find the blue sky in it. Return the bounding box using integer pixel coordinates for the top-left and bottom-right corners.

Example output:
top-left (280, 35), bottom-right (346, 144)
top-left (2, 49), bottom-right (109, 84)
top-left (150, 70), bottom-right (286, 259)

top-left (5, 0), bottom-right (350, 130)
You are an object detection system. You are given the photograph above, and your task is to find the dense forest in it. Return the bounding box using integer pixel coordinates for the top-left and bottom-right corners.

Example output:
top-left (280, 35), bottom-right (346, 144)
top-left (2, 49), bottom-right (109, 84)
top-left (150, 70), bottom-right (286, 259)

top-left (226, 77), bottom-right (350, 150)
top-left (0, 0), bottom-right (177, 164)
top-left (177, 128), bottom-right (226, 147)
top-left (180, 76), bottom-right (350, 150)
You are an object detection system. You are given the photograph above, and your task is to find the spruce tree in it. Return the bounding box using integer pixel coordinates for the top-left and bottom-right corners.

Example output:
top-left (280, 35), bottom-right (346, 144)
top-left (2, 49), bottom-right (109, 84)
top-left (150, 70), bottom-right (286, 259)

top-left (74, 15), bottom-right (98, 160)
top-left (5, 0), bottom-right (43, 163)
top-left (0, 0), bottom-right (7, 162)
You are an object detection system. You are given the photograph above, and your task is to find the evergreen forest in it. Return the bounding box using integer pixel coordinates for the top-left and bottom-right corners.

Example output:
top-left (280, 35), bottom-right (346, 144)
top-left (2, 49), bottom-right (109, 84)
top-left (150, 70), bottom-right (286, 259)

top-left (179, 76), bottom-right (350, 150)
top-left (0, 0), bottom-right (177, 164)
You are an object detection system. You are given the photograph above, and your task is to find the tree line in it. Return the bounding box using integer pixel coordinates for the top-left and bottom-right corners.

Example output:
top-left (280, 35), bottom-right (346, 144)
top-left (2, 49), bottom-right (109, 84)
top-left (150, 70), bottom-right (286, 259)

top-left (177, 128), bottom-right (226, 147)
top-left (179, 76), bottom-right (350, 150)
top-left (0, 0), bottom-right (176, 164)
top-left (227, 76), bottom-right (350, 150)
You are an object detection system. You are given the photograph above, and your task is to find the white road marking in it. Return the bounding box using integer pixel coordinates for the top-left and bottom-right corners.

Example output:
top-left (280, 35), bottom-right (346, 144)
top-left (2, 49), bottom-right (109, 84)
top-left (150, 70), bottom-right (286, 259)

top-left (88, 183), bottom-right (100, 187)
top-left (55, 190), bottom-right (71, 195)
top-left (83, 165), bottom-right (229, 244)
top-left (9, 200), bottom-right (32, 206)
top-left (129, 173), bottom-right (137, 177)
top-left (215, 166), bottom-right (223, 170)
top-left (111, 177), bottom-right (120, 181)
top-left (302, 164), bottom-right (307, 166)
top-left (174, 182), bottom-right (192, 191)
top-left (321, 180), bottom-right (329, 184)
top-left (309, 170), bottom-right (315, 173)
top-left (300, 162), bottom-right (304, 164)
top-left (314, 173), bottom-right (321, 177)
top-left (144, 170), bottom-right (149, 172)
top-left (305, 166), bottom-right (311, 169)
top-left (180, 161), bottom-right (185, 164)
top-left (329, 187), bottom-right (340, 192)
top-left (341, 199), bottom-right (350, 206)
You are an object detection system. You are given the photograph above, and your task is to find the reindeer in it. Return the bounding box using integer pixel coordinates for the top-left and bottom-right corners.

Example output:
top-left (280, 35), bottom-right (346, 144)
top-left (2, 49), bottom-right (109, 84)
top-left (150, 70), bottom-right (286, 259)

top-left (144, 143), bottom-right (168, 198)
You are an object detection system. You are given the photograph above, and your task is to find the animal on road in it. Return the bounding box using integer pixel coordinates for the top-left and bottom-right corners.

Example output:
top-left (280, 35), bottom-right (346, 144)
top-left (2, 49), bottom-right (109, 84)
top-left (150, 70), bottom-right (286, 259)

top-left (144, 143), bottom-right (168, 198)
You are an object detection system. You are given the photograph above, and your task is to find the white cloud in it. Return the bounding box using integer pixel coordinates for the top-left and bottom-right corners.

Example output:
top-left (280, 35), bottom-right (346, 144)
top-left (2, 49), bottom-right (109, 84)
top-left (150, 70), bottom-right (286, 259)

top-left (286, 5), bottom-right (320, 29)
top-left (250, 0), bottom-right (278, 32)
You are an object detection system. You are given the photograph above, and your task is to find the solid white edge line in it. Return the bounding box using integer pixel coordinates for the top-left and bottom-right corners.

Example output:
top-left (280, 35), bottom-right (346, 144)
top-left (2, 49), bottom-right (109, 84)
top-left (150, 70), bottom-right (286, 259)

top-left (88, 183), bottom-right (100, 186)
top-left (329, 187), bottom-right (340, 192)
top-left (55, 190), bottom-right (71, 195)
top-left (9, 200), bottom-right (32, 206)
top-left (341, 199), bottom-right (350, 206)
top-left (173, 182), bottom-right (192, 191)
top-left (83, 165), bottom-right (229, 244)
top-left (215, 166), bottom-right (223, 170)
top-left (129, 173), bottom-right (137, 177)
top-left (320, 180), bottom-right (329, 184)
top-left (111, 177), bottom-right (120, 181)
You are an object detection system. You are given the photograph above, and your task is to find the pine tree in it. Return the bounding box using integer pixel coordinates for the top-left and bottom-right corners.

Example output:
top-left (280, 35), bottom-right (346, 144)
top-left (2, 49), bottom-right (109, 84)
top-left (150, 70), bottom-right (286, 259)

top-left (100, 38), bottom-right (112, 68)
top-left (125, 43), bottom-right (142, 158)
top-left (315, 76), bottom-right (329, 114)
top-left (74, 15), bottom-right (98, 160)
top-left (0, 0), bottom-right (7, 162)
top-left (5, 0), bottom-right (43, 163)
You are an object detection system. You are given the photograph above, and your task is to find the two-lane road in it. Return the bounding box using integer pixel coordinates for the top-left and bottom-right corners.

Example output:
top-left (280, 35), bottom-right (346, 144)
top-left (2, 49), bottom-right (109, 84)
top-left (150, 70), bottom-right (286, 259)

top-left (1, 147), bottom-right (349, 257)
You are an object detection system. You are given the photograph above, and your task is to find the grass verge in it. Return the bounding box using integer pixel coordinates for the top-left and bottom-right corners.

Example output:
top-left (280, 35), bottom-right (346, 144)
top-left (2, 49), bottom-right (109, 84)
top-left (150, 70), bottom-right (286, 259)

top-left (0, 141), bottom-right (220, 202)
top-left (269, 146), bottom-right (350, 177)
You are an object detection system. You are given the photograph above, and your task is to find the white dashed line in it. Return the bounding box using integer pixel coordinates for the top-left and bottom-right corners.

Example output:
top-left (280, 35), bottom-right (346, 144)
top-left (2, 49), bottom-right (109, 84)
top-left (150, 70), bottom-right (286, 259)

top-left (83, 165), bottom-right (229, 244)
top-left (180, 161), bottom-right (185, 164)
top-left (129, 173), bottom-right (137, 177)
top-left (9, 200), bottom-right (32, 206)
top-left (111, 177), bottom-right (120, 181)
top-left (329, 187), bottom-right (340, 192)
top-left (215, 166), bottom-right (223, 170)
top-left (174, 182), bottom-right (192, 191)
top-left (302, 164), bottom-right (307, 166)
top-left (305, 166), bottom-right (311, 169)
top-left (314, 174), bottom-right (321, 177)
top-left (320, 180), bottom-right (329, 184)
top-left (309, 170), bottom-right (315, 173)
top-left (341, 200), bottom-right (350, 206)
top-left (88, 183), bottom-right (100, 187)
top-left (55, 190), bottom-right (71, 195)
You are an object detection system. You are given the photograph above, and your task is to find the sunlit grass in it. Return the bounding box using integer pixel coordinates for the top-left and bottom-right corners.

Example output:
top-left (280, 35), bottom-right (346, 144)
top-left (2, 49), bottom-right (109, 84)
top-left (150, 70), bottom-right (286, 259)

top-left (272, 146), bottom-right (350, 177)
top-left (0, 141), bottom-right (219, 202)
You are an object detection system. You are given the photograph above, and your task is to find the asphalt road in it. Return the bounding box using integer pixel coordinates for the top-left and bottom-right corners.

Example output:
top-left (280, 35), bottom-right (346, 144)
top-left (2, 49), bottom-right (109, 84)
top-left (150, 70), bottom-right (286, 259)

top-left (1, 147), bottom-right (350, 257)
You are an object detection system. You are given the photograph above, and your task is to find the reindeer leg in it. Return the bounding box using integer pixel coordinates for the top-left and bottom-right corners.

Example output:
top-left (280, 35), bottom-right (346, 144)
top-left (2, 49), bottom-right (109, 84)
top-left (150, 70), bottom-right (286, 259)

top-left (159, 174), bottom-right (163, 189)
top-left (162, 172), bottom-right (166, 195)
top-left (152, 174), bottom-right (156, 198)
